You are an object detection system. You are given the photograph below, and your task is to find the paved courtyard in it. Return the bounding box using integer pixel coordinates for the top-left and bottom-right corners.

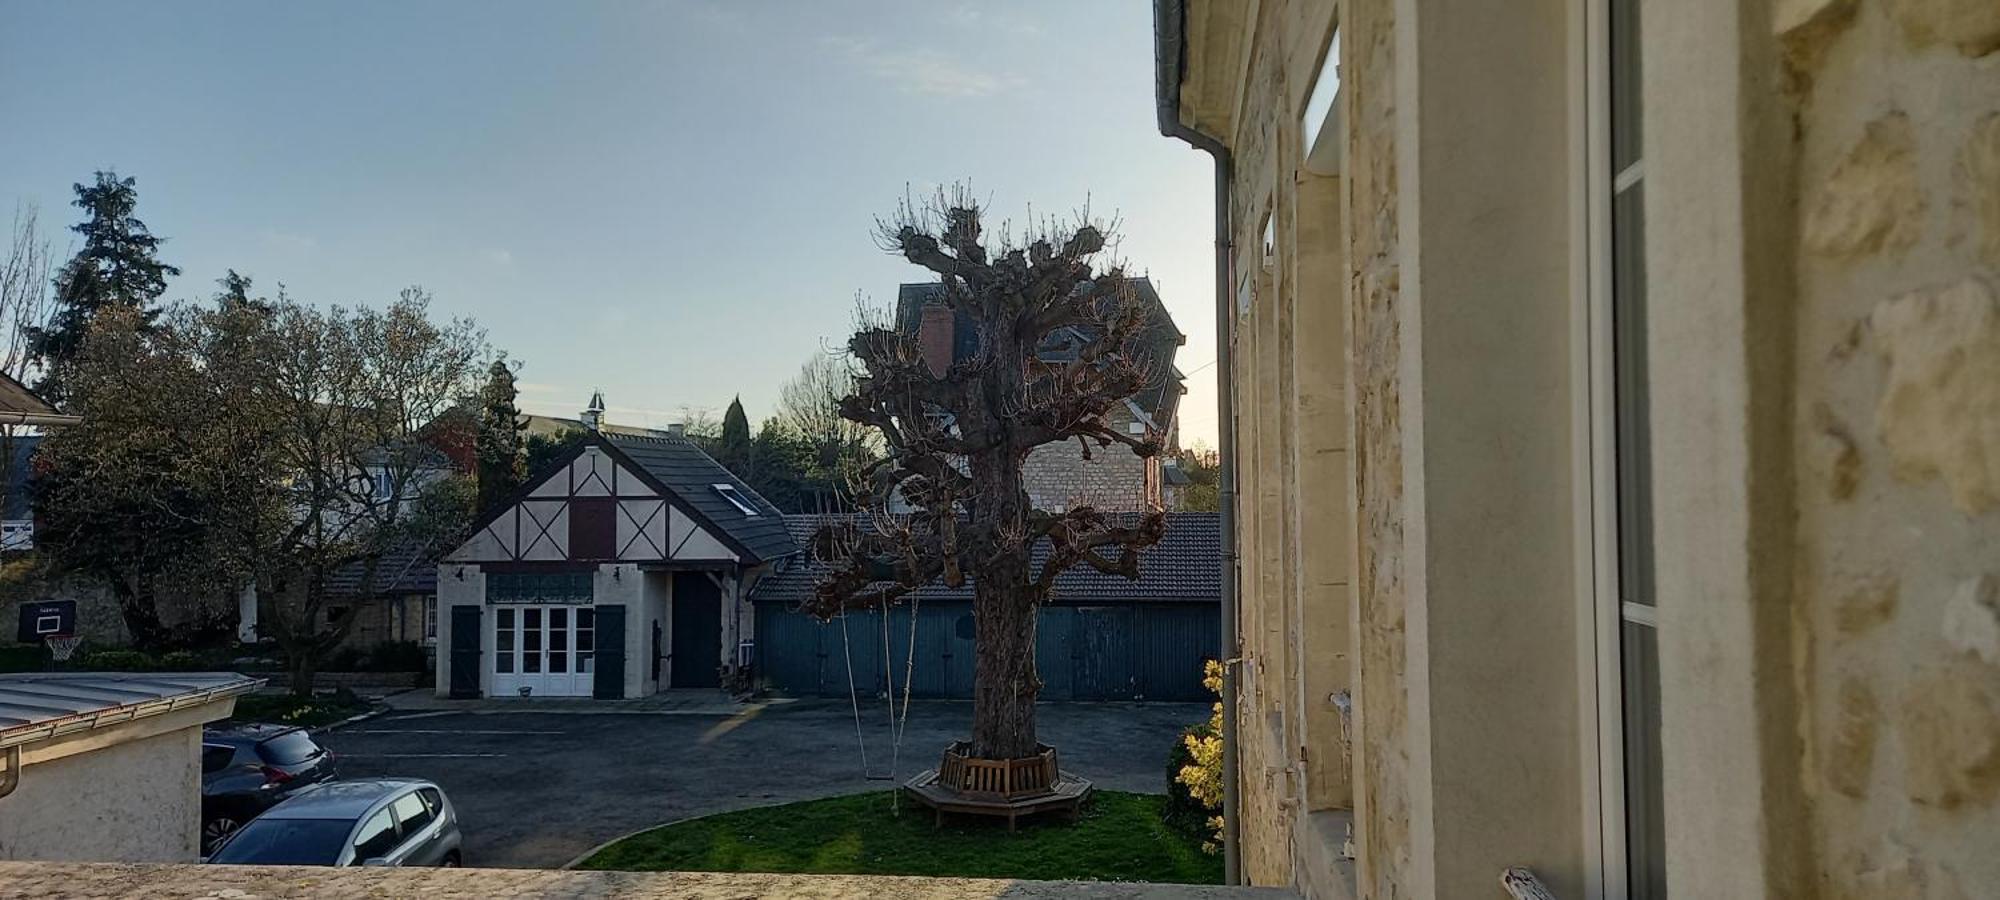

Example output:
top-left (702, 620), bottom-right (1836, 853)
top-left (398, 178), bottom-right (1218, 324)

top-left (318, 698), bottom-right (1208, 869)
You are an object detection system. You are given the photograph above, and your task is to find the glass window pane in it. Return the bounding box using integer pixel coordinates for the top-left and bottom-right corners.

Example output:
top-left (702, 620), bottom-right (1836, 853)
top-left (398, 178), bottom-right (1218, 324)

top-left (392, 791), bottom-right (433, 834)
top-left (353, 810), bottom-right (400, 860)
top-left (576, 627), bottom-right (593, 653)
top-left (523, 649), bottom-right (541, 673)
top-left (578, 607), bottom-right (595, 629)
top-left (549, 651), bottom-right (567, 673)
top-left (1622, 621), bottom-right (1666, 898)
top-left (524, 608), bottom-right (541, 629)
top-left (578, 652), bottom-right (593, 674)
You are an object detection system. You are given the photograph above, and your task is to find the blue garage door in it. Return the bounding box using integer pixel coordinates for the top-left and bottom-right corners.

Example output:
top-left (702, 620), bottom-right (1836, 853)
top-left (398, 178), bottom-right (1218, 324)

top-left (755, 602), bottom-right (1217, 702)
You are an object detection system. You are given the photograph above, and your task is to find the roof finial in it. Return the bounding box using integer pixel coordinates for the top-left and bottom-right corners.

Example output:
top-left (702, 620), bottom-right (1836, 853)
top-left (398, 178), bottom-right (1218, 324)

top-left (582, 390), bottom-right (605, 432)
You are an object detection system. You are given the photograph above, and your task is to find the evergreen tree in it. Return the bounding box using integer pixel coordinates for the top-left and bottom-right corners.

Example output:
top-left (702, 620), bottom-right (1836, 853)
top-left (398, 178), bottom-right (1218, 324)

top-left (214, 269), bottom-right (272, 314)
top-left (475, 358), bottom-right (525, 510)
top-left (28, 172), bottom-right (181, 401)
top-left (718, 395), bottom-right (753, 475)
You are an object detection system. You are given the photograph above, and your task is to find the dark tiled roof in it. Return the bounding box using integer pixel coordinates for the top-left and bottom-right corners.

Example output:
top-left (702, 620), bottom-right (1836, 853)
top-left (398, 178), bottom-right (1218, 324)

top-left (602, 433), bottom-right (800, 564)
top-left (755, 512), bottom-right (1219, 607)
top-left (327, 537), bottom-right (440, 597)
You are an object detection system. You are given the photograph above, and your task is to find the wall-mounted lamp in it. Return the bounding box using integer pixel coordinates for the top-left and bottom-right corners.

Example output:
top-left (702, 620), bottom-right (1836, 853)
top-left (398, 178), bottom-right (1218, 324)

top-left (612, 565), bottom-right (622, 583)
top-left (454, 567), bottom-right (465, 581)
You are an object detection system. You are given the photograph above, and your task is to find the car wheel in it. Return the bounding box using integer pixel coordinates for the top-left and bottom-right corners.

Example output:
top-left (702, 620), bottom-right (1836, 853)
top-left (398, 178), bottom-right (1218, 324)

top-left (440, 854), bottom-right (461, 868)
top-left (202, 816), bottom-right (241, 852)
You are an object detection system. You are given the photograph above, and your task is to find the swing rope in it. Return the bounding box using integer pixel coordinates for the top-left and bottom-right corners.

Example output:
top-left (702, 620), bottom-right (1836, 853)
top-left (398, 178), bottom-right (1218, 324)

top-left (889, 594), bottom-right (920, 778)
top-left (837, 606), bottom-right (870, 778)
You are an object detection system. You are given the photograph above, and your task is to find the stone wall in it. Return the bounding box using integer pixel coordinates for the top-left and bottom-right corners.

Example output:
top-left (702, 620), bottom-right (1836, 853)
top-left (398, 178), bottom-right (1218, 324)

top-left (1784, 0), bottom-right (2000, 893)
top-left (1021, 405), bottom-right (1161, 511)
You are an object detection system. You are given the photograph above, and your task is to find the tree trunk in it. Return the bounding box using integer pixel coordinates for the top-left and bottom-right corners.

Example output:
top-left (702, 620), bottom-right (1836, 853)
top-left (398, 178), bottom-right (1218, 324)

top-left (288, 652), bottom-right (318, 697)
top-left (967, 434), bottom-right (1040, 760)
top-left (970, 575), bottom-right (1040, 759)
top-left (110, 578), bottom-right (169, 649)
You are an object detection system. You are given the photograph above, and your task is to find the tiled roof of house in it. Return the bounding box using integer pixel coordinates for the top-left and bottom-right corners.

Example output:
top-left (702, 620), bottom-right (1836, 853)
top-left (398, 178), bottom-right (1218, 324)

top-left (754, 511), bottom-right (1219, 607)
top-left (327, 536), bottom-right (440, 597)
top-left (602, 433), bottom-right (800, 564)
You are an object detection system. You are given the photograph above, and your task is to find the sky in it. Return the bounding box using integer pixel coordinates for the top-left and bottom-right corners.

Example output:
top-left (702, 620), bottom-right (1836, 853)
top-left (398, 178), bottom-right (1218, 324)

top-left (0, 1), bottom-right (1218, 446)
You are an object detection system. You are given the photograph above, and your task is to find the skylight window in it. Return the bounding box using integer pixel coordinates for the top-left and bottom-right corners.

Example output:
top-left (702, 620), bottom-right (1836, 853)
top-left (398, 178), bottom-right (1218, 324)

top-left (712, 484), bottom-right (759, 516)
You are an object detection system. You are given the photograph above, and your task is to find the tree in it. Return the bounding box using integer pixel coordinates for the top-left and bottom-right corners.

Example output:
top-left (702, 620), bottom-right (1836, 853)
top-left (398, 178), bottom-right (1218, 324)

top-left (475, 357), bottom-right (525, 510)
top-left (1, 205), bottom-right (57, 508)
top-left (35, 305), bottom-right (271, 647)
top-left (1171, 443), bottom-right (1220, 512)
top-left (27, 172), bottom-right (181, 402)
top-left (247, 289), bottom-right (487, 695)
top-left (717, 396), bottom-right (753, 474)
top-left (775, 350), bottom-right (878, 509)
top-left (524, 425), bottom-right (585, 477)
top-left (809, 191), bottom-right (1168, 760)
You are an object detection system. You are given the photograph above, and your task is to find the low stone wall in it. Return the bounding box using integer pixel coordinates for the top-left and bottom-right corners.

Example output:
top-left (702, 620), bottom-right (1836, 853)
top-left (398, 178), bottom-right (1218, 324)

top-left (250, 671), bottom-right (424, 695)
top-left (0, 863), bottom-right (1284, 899)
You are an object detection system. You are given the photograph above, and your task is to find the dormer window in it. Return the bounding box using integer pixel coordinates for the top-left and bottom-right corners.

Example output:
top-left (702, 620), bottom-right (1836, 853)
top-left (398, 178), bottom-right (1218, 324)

top-left (713, 484), bottom-right (758, 516)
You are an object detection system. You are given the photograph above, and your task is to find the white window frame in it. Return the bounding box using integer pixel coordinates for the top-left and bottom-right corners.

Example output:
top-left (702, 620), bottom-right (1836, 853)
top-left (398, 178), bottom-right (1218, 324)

top-left (712, 484), bottom-right (758, 517)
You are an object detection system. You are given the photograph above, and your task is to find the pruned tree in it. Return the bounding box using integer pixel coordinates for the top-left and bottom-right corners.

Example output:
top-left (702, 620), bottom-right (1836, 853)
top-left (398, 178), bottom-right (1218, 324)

top-left (808, 190), bottom-right (1167, 760)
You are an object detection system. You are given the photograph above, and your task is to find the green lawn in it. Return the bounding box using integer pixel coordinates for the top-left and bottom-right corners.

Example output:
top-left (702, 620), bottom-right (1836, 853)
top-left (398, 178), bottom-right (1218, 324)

top-left (576, 790), bottom-right (1222, 885)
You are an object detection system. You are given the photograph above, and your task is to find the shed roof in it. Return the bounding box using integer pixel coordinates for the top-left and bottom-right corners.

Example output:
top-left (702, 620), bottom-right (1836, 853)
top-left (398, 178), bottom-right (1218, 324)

top-left (327, 536), bottom-right (440, 598)
top-left (0, 372), bottom-right (59, 419)
top-left (0, 672), bottom-right (264, 749)
top-left (755, 512), bottom-right (1220, 607)
top-left (601, 433), bottom-right (799, 565)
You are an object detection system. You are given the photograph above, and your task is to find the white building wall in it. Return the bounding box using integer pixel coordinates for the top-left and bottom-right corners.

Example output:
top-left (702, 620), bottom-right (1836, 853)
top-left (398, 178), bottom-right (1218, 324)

top-left (0, 727), bottom-right (201, 862)
top-left (592, 563), bottom-right (645, 699)
top-left (641, 571), bottom-right (672, 694)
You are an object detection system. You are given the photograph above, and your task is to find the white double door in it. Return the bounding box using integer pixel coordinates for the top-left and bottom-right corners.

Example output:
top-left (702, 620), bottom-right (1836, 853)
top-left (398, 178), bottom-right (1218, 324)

top-left (491, 605), bottom-right (596, 697)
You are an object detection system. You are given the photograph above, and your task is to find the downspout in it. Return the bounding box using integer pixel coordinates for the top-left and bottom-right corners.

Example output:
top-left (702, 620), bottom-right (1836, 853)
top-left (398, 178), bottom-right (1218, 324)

top-left (1155, 0), bottom-right (1239, 884)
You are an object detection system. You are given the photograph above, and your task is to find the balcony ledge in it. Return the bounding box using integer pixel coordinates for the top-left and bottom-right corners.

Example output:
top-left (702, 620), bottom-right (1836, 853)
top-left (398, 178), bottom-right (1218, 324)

top-left (0, 862), bottom-right (1294, 899)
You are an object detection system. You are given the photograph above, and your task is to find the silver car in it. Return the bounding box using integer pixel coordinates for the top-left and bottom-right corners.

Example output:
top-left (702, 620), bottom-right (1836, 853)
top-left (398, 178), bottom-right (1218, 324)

top-left (204, 778), bottom-right (463, 867)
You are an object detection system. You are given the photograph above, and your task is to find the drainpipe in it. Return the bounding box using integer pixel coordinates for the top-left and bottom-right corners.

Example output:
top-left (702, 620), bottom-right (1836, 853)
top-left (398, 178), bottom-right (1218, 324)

top-left (1155, 0), bottom-right (1239, 884)
top-left (0, 745), bottom-right (19, 800)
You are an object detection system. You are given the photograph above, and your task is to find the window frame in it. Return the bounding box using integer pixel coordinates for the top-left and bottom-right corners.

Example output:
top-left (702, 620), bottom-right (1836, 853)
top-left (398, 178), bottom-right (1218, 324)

top-left (712, 484), bottom-right (759, 517)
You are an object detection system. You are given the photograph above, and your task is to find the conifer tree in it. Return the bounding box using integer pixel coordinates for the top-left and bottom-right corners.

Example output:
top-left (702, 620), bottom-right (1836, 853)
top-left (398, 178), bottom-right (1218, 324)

top-left (28, 172), bottom-right (181, 402)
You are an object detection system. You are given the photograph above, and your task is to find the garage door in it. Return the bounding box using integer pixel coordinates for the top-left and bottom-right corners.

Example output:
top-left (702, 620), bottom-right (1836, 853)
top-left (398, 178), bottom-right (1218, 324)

top-left (491, 605), bottom-right (597, 698)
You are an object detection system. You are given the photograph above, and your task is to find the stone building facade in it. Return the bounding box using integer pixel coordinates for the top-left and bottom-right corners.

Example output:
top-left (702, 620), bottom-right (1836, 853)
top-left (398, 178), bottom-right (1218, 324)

top-left (900, 280), bottom-right (1185, 512)
top-left (1158, 0), bottom-right (2000, 897)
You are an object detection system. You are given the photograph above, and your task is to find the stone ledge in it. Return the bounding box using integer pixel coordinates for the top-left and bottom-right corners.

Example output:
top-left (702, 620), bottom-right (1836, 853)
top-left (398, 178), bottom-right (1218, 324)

top-left (0, 863), bottom-right (1292, 899)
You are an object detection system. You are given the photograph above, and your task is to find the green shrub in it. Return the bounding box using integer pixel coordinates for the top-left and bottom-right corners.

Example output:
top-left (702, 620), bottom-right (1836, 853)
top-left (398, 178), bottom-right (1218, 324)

top-left (159, 650), bottom-right (202, 671)
top-left (1169, 659), bottom-right (1226, 855)
top-left (84, 649), bottom-right (155, 671)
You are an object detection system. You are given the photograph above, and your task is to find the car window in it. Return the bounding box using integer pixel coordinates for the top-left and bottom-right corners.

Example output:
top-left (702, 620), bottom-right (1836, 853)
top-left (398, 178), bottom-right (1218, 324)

top-left (419, 789), bottom-right (443, 818)
top-left (206, 818), bottom-right (351, 865)
top-left (391, 791), bottom-right (434, 835)
top-left (201, 745), bottom-right (236, 774)
top-left (351, 809), bottom-right (400, 860)
top-left (256, 730), bottom-right (322, 766)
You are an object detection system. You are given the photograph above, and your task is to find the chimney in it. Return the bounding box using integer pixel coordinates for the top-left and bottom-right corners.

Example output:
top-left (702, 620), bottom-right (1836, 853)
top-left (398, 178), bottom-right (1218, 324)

top-left (667, 423), bottom-right (686, 438)
top-left (581, 390), bottom-right (605, 432)
top-left (917, 303), bottom-right (955, 378)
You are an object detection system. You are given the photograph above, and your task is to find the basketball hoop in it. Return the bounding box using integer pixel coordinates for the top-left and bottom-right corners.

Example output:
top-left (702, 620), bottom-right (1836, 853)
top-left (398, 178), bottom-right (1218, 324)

top-left (45, 635), bottom-right (82, 663)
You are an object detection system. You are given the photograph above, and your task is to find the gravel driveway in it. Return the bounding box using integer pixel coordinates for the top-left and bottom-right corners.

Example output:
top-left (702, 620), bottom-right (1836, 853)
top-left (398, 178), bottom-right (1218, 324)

top-left (319, 698), bottom-right (1207, 868)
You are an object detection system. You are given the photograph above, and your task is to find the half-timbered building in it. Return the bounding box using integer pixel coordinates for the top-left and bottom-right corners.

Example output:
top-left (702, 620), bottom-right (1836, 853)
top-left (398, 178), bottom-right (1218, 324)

top-left (433, 429), bottom-right (797, 699)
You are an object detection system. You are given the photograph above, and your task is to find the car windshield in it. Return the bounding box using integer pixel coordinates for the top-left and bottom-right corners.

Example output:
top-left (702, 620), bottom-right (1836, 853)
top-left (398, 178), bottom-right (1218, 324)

top-left (256, 731), bottom-right (322, 766)
top-left (207, 818), bottom-right (352, 865)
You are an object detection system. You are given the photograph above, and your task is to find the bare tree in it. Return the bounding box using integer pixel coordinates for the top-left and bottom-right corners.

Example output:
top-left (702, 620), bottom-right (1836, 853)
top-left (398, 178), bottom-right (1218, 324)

top-left (0, 206), bottom-right (57, 507)
top-left (775, 349), bottom-right (877, 509)
top-left (809, 190), bottom-right (1167, 760)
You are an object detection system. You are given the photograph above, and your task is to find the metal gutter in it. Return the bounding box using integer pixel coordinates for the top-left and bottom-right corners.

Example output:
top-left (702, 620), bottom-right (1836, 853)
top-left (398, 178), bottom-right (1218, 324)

top-left (1155, 0), bottom-right (1242, 884)
top-left (0, 411), bottom-right (80, 427)
top-left (0, 676), bottom-right (266, 751)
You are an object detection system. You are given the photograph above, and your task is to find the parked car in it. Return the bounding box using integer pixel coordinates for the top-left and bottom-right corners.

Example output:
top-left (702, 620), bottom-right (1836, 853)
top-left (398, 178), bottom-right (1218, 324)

top-left (201, 723), bottom-right (339, 853)
top-left (204, 778), bottom-right (462, 867)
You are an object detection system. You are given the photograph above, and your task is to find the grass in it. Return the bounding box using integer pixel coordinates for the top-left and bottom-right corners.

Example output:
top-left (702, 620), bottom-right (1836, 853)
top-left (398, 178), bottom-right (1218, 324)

top-left (576, 790), bottom-right (1222, 885)
top-left (227, 692), bottom-right (376, 728)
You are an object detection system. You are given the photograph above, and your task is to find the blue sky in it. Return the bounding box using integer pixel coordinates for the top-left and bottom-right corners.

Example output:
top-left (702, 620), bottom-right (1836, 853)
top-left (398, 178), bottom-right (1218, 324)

top-left (1, 1), bottom-right (1218, 444)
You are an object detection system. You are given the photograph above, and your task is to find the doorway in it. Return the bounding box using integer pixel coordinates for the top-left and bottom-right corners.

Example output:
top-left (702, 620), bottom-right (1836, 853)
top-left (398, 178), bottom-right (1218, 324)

top-left (669, 573), bottom-right (722, 688)
top-left (491, 605), bottom-right (597, 697)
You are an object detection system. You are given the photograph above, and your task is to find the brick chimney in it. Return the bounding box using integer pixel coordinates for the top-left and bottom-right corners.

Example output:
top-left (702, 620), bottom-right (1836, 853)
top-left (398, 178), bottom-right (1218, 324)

top-left (917, 304), bottom-right (955, 378)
